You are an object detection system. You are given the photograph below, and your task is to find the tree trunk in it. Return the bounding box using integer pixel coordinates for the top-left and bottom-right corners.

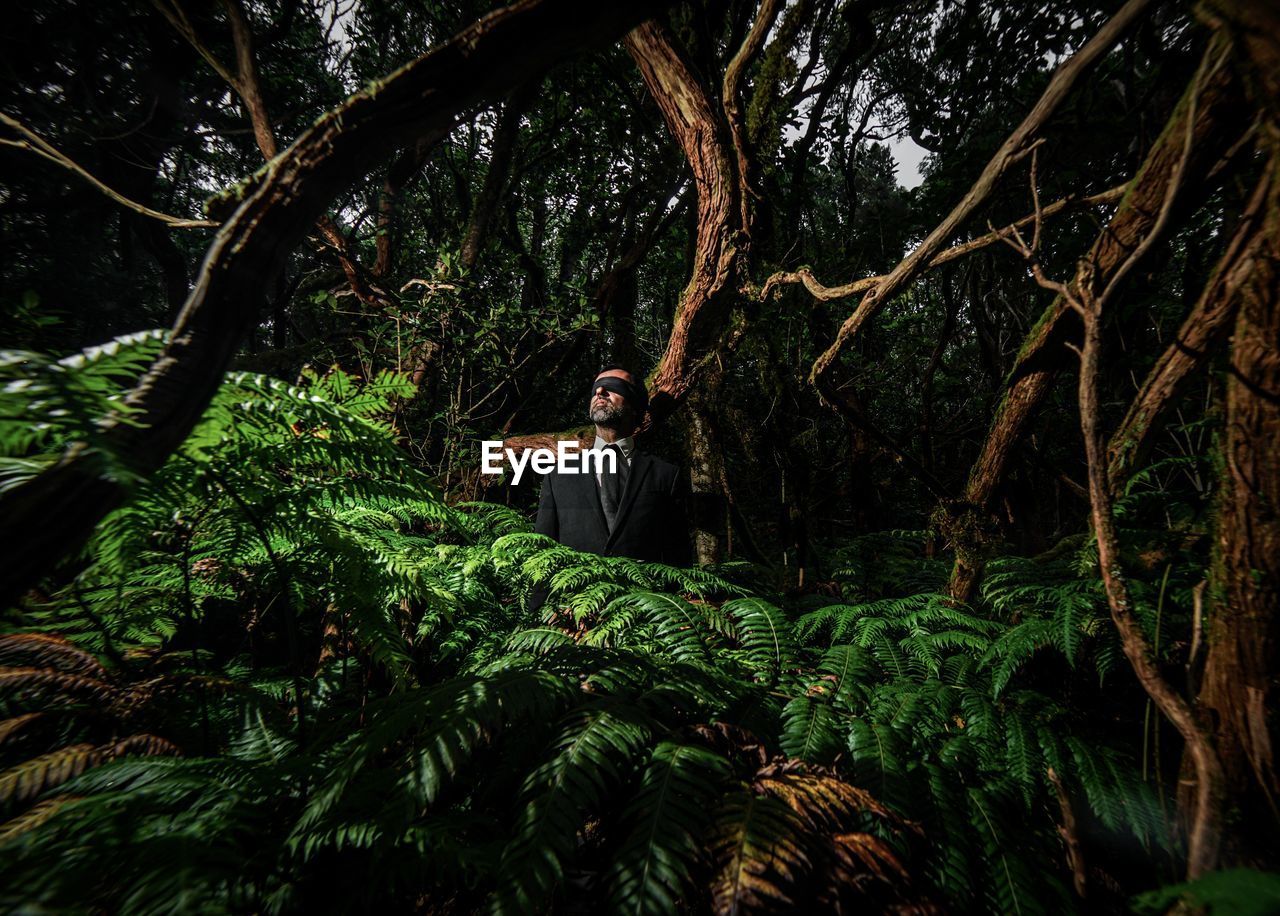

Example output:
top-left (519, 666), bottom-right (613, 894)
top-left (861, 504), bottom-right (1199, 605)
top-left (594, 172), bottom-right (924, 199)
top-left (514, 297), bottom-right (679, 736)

top-left (1108, 166), bottom-right (1271, 490)
top-left (624, 20), bottom-right (744, 422)
top-left (686, 394), bottom-right (726, 565)
top-left (1195, 151), bottom-right (1280, 868)
top-left (946, 43), bottom-right (1245, 601)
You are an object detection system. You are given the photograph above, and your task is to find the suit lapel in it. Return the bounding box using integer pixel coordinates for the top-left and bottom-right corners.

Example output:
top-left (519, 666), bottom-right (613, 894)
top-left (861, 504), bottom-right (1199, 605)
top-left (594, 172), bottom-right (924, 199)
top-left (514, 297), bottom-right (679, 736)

top-left (606, 452), bottom-right (652, 550)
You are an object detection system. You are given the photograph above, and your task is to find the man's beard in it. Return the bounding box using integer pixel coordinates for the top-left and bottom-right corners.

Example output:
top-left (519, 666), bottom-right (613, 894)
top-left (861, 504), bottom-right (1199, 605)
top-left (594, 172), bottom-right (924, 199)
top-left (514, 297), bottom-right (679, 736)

top-left (588, 400), bottom-right (633, 428)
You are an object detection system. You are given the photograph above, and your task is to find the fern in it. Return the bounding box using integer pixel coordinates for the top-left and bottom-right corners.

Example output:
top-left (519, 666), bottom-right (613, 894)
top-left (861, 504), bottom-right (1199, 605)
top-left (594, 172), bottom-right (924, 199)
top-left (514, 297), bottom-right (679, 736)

top-left (492, 703), bottom-right (653, 914)
top-left (604, 741), bottom-right (732, 915)
top-left (708, 789), bottom-right (809, 913)
top-left (0, 339), bottom-right (1188, 915)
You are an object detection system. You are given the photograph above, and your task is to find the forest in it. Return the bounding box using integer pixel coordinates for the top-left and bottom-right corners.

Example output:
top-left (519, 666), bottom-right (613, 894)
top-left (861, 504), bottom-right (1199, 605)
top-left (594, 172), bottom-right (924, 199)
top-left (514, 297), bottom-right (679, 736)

top-left (1, 0), bottom-right (1278, 912)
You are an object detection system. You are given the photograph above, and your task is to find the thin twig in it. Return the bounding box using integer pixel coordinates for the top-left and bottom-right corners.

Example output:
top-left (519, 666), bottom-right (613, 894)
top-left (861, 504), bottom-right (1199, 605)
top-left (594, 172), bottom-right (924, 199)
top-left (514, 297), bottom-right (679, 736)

top-left (1094, 39), bottom-right (1229, 315)
top-left (0, 116), bottom-right (216, 229)
top-left (761, 185), bottom-right (1125, 302)
top-left (808, 0), bottom-right (1157, 385)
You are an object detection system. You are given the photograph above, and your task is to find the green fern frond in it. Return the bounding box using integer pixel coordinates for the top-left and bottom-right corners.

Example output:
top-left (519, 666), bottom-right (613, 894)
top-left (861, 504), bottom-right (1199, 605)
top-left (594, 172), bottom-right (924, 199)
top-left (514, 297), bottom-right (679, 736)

top-left (982, 618), bottom-right (1057, 697)
top-left (846, 718), bottom-right (911, 815)
top-left (505, 628), bottom-right (575, 656)
top-left (596, 592), bottom-right (711, 663)
top-left (491, 702), bottom-right (653, 914)
top-left (780, 697), bottom-right (843, 765)
top-left (722, 597), bottom-right (796, 681)
top-left (605, 741), bottom-right (733, 916)
top-left (813, 644), bottom-right (873, 709)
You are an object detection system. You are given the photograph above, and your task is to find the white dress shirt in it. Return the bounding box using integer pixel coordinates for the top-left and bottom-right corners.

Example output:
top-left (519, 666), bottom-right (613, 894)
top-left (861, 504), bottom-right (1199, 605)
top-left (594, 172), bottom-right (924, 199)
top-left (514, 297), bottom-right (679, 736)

top-left (593, 434), bottom-right (634, 487)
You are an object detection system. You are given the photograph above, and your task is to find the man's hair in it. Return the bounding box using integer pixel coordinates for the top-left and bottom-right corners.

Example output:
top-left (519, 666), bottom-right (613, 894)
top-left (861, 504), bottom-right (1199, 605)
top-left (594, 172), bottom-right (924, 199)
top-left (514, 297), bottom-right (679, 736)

top-left (596, 364), bottom-right (640, 383)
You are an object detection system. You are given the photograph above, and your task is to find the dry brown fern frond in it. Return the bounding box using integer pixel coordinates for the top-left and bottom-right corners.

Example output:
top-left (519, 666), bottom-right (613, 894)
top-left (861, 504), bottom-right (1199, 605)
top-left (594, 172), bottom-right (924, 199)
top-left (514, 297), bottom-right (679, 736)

top-left (0, 633), bottom-right (107, 678)
top-left (0, 667), bottom-right (123, 708)
top-left (106, 734), bottom-right (181, 758)
top-left (708, 788), bottom-right (810, 915)
top-left (0, 712), bottom-right (46, 747)
top-left (0, 796), bottom-right (78, 844)
top-left (0, 744), bottom-right (101, 804)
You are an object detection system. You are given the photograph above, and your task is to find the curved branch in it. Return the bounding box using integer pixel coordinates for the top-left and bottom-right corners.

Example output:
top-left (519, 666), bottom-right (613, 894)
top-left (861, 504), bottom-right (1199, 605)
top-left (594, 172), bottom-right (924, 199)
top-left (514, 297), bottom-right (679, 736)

top-left (722, 0), bottom-right (783, 234)
top-left (1075, 244), bottom-right (1225, 881)
top-left (160, 0), bottom-right (384, 305)
top-left (947, 35), bottom-right (1246, 602)
top-left (0, 116), bottom-right (216, 229)
top-left (760, 185), bottom-right (1126, 302)
top-left (626, 20), bottom-right (742, 424)
top-left (1108, 165), bottom-right (1272, 489)
top-left (808, 0), bottom-right (1156, 388)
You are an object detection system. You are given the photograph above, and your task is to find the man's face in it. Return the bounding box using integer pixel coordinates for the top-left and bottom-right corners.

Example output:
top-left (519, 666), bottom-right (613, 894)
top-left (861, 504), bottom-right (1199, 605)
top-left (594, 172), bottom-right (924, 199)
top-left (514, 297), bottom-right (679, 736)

top-left (588, 369), bottom-right (637, 429)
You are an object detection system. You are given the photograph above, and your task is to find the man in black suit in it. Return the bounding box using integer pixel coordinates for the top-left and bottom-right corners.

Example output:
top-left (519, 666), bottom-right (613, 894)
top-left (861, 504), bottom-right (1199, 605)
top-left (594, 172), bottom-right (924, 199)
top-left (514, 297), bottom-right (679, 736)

top-left (533, 366), bottom-right (692, 574)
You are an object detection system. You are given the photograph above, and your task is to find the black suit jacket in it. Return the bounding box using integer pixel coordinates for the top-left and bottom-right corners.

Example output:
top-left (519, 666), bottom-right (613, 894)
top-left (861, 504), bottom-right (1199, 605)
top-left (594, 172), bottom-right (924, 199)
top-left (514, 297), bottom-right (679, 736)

top-left (533, 450), bottom-right (693, 567)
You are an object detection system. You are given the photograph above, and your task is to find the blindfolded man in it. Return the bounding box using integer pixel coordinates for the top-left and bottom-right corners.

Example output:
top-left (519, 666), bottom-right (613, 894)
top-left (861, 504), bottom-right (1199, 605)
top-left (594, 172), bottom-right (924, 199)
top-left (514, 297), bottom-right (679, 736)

top-left (533, 366), bottom-right (693, 586)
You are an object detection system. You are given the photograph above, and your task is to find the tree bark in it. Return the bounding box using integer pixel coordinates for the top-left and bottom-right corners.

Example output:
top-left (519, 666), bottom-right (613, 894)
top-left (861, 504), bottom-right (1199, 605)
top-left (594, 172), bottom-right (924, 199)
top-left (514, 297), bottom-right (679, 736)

top-left (1183, 0), bottom-right (1280, 863)
top-left (721, 0), bottom-right (783, 238)
top-left (759, 185), bottom-right (1127, 303)
top-left (1075, 225), bottom-right (1226, 882)
top-left (625, 20), bottom-right (744, 424)
top-left (0, 0), bottom-right (672, 608)
top-left (1195, 153), bottom-right (1280, 867)
top-left (946, 41), bottom-right (1246, 601)
top-left (1107, 166), bottom-right (1271, 491)
top-left (686, 392), bottom-right (727, 565)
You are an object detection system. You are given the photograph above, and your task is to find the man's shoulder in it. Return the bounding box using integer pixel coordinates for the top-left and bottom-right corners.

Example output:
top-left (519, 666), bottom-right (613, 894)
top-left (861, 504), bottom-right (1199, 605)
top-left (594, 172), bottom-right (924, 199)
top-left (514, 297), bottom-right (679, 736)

top-left (637, 452), bottom-right (683, 485)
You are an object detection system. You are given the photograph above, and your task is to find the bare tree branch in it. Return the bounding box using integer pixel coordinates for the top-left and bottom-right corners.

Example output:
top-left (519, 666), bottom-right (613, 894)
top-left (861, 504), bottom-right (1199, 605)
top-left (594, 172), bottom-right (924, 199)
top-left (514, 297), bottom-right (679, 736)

top-left (220, 0), bottom-right (278, 159)
top-left (722, 0), bottom-right (783, 235)
top-left (946, 35), bottom-right (1246, 602)
top-left (760, 185), bottom-right (1126, 302)
top-left (1107, 164), bottom-right (1271, 489)
top-left (150, 0), bottom-right (240, 90)
top-left (157, 0), bottom-right (384, 305)
top-left (1073, 234), bottom-right (1225, 881)
top-left (808, 0), bottom-right (1157, 390)
top-left (0, 114), bottom-right (216, 229)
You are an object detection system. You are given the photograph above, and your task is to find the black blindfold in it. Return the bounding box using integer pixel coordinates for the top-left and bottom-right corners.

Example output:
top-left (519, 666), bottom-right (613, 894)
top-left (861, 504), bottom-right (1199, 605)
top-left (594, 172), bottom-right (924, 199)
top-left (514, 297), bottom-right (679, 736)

top-left (590, 375), bottom-right (649, 413)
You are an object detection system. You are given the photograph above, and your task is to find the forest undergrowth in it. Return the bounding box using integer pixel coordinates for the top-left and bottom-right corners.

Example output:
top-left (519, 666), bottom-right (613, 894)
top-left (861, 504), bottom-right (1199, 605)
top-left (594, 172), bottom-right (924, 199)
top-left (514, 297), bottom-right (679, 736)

top-left (2, 334), bottom-right (1263, 914)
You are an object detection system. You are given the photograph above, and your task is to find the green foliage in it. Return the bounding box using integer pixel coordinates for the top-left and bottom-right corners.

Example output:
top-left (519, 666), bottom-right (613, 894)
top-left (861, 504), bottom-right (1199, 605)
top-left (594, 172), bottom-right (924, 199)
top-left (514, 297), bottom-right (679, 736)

top-left (0, 346), bottom-right (1178, 913)
top-left (1132, 869), bottom-right (1280, 916)
top-left (0, 329), bottom-right (169, 490)
top-left (0, 0), bottom-right (1243, 907)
